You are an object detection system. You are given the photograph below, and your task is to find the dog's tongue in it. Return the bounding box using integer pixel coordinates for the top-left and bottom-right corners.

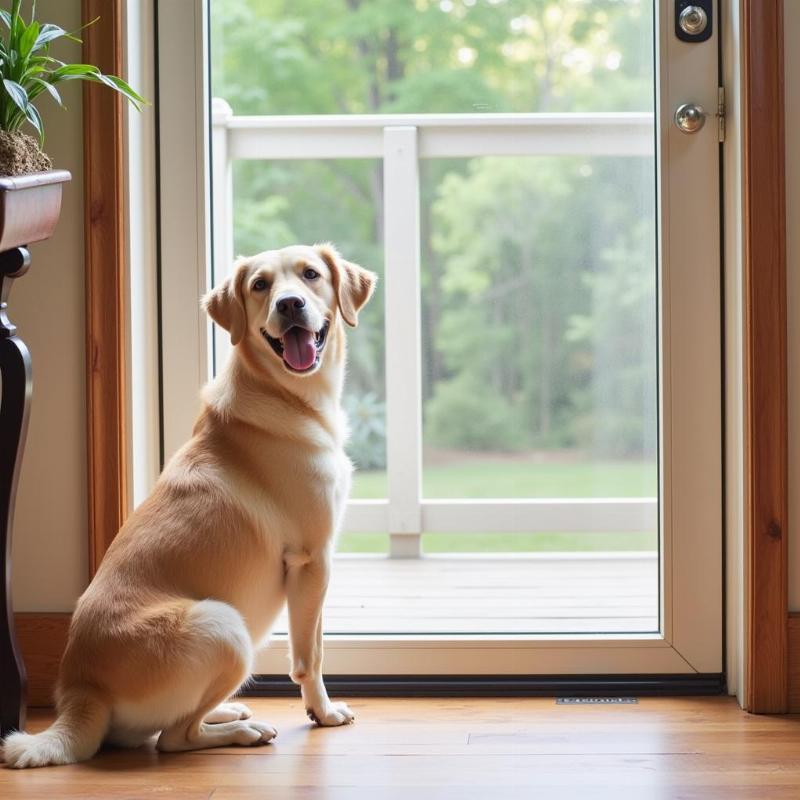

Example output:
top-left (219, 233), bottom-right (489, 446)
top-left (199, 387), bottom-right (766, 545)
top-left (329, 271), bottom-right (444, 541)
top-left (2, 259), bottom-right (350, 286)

top-left (282, 327), bottom-right (316, 371)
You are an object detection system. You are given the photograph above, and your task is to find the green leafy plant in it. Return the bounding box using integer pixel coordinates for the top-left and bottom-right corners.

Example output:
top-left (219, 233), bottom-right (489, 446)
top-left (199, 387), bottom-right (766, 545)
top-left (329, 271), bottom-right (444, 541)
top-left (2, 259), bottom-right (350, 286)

top-left (343, 392), bottom-right (386, 471)
top-left (0, 0), bottom-right (144, 145)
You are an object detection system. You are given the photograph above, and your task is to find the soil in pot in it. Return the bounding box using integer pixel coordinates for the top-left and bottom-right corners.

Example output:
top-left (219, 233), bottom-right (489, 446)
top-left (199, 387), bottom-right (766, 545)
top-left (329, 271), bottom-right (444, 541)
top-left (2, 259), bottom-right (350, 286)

top-left (0, 131), bottom-right (52, 177)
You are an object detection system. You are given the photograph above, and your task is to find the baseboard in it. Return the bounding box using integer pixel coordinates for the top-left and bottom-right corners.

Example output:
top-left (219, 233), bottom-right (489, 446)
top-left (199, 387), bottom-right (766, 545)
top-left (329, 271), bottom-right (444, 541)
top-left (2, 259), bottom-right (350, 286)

top-left (788, 613), bottom-right (800, 712)
top-left (14, 612), bottom-right (71, 707)
top-left (244, 673), bottom-right (726, 698)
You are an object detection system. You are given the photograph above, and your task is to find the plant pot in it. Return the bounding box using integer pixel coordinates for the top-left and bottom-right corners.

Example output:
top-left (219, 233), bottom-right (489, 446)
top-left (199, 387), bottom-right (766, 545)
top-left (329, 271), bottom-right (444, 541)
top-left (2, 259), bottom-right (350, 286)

top-left (0, 169), bottom-right (71, 252)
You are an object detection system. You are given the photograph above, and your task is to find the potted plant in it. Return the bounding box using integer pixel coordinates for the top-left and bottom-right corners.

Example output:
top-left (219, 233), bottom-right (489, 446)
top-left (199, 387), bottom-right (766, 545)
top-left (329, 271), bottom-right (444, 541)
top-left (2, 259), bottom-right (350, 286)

top-left (0, 0), bottom-right (143, 737)
top-left (0, 0), bottom-right (143, 248)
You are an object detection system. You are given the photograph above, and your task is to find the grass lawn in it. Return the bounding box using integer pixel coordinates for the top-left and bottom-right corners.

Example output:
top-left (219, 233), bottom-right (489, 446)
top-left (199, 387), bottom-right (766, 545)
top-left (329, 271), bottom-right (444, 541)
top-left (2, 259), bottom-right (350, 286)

top-left (337, 531), bottom-right (657, 554)
top-left (351, 459), bottom-right (657, 499)
top-left (341, 458), bottom-right (658, 554)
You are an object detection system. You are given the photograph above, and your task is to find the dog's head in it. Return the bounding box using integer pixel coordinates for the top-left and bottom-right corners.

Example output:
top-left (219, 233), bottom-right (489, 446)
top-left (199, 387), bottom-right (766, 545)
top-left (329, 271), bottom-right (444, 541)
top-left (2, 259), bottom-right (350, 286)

top-left (203, 243), bottom-right (376, 377)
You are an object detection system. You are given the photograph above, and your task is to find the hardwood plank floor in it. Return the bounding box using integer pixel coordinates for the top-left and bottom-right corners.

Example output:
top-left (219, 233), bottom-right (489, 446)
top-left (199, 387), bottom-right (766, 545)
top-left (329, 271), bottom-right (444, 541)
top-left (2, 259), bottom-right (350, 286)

top-left (3, 697), bottom-right (800, 798)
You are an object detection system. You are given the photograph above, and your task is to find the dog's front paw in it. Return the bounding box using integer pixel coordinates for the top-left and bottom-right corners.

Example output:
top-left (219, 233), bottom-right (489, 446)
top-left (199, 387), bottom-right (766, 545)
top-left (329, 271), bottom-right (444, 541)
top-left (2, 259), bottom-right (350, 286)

top-left (306, 701), bottom-right (355, 727)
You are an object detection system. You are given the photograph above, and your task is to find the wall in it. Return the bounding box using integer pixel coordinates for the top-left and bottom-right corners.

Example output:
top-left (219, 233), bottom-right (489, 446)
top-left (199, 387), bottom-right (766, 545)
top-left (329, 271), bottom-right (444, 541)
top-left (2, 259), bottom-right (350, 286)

top-left (10, 0), bottom-right (87, 611)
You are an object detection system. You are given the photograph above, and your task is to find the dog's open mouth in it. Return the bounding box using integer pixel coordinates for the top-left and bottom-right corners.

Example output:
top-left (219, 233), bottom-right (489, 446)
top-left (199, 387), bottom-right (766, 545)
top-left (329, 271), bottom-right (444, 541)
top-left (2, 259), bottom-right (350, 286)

top-left (261, 321), bottom-right (329, 373)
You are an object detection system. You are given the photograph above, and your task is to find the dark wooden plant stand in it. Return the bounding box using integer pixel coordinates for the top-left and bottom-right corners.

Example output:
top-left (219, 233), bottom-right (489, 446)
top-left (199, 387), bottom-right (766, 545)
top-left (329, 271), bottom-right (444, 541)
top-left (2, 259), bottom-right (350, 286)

top-left (0, 170), bottom-right (70, 737)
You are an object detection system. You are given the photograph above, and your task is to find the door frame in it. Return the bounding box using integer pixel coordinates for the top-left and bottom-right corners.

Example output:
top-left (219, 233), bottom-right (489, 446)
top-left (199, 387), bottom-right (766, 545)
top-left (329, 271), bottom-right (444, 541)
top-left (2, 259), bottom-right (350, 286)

top-left (740, 0), bottom-right (789, 714)
top-left (82, 0), bottom-right (129, 576)
top-left (12, 0), bottom-right (782, 704)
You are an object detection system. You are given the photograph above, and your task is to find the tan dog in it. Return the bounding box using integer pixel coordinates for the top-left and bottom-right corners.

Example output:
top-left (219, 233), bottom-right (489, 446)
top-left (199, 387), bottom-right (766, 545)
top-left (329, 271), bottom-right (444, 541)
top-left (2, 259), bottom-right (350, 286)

top-left (2, 244), bottom-right (377, 768)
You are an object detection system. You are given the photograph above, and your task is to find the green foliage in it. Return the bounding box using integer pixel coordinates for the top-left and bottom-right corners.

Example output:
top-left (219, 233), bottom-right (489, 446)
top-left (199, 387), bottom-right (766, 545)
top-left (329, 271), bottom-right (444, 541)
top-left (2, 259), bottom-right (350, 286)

top-left (566, 219), bottom-right (658, 458)
top-left (212, 0), bottom-right (653, 116)
top-left (425, 373), bottom-right (526, 452)
top-left (0, 0), bottom-right (144, 144)
top-left (424, 155), bottom-right (655, 456)
top-left (343, 391), bottom-right (386, 470)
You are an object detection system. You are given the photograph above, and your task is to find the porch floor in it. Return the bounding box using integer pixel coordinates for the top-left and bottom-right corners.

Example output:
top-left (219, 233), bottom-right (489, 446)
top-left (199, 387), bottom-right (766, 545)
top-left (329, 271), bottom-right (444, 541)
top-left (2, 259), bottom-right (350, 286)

top-left (276, 553), bottom-right (659, 635)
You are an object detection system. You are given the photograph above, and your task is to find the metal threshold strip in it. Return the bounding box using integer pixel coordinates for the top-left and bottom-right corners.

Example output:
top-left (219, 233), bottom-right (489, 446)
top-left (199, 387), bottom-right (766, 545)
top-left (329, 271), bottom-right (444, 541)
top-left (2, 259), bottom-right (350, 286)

top-left (245, 673), bottom-right (725, 698)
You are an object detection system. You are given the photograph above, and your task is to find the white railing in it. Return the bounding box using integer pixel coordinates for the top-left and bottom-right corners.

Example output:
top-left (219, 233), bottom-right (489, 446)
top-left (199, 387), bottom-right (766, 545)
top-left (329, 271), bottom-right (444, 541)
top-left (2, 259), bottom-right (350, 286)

top-left (211, 98), bottom-right (658, 557)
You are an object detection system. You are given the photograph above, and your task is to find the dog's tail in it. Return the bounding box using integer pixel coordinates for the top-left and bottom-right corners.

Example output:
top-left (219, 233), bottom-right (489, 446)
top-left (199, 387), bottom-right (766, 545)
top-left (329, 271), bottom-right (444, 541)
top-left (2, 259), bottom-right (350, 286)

top-left (2, 689), bottom-right (110, 769)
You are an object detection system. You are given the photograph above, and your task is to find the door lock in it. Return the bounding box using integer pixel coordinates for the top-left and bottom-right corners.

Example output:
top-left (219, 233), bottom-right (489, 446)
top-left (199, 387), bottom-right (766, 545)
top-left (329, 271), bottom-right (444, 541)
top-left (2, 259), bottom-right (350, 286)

top-left (679, 6), bottom-right (708, 36)
top-left (675, 0), bottom-right (712, 43)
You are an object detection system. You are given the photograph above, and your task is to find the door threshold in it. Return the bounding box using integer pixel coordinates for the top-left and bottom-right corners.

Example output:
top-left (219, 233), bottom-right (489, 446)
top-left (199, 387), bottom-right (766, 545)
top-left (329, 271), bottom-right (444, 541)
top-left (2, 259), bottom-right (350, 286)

top-left (244, 673), bottom-right (726, 698)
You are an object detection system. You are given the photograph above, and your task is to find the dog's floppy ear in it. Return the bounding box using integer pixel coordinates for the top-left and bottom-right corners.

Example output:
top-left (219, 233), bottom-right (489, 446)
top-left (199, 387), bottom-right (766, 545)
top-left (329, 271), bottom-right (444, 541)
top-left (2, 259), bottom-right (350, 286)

top-left (202, 260), bottom-right (250, 345)
top-left (315, 243), bottom-right (377, 328)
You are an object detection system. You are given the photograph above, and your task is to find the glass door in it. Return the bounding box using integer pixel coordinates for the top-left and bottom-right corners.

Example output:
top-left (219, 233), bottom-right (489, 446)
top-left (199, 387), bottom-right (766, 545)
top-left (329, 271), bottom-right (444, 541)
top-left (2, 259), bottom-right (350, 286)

top-left (157, 0), bottom-right (721, 676)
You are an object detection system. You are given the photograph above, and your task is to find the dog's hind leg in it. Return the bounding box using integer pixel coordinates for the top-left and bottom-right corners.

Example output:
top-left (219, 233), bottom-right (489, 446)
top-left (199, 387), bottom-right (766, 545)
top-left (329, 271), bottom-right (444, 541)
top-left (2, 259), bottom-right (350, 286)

top-left (203, 702), bottom-right (253, 723)
top-left (153, 599), bottom-right (276, 752)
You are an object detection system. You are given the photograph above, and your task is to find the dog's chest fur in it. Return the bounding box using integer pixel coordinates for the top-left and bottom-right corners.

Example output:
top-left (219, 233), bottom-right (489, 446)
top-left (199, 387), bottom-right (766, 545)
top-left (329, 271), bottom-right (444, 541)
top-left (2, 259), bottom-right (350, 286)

top-left (227, 425), bottom-right (353, 552)
top-left (283, 445), bottom-right (353, 548)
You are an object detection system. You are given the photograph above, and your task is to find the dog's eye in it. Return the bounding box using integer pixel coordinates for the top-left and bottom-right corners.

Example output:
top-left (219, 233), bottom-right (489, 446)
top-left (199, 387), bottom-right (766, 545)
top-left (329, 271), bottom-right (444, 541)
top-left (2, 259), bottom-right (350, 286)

top-left (303, 268), bottom-right (320, 281)
top-left (252, 278), bottom-right (268, 292)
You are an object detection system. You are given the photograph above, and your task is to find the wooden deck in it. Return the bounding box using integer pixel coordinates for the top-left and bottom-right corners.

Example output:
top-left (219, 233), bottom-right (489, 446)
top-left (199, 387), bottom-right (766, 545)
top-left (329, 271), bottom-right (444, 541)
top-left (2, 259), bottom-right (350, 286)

top-left (275, 553), bottom-right (659, 635)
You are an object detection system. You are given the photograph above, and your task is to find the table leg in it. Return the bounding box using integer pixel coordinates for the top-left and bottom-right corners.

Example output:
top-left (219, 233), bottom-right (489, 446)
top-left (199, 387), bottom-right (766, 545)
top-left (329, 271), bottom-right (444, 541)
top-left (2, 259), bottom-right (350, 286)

top-left (0, 247), bottom-right (32, 737)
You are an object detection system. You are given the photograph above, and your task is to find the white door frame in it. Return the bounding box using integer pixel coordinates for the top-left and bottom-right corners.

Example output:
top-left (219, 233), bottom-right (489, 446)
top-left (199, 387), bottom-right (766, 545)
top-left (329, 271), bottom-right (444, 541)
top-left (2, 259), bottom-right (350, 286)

top-left (154, 0), bottom-right (722, 676)
top-left (156, 0), bottom-right (213, 462)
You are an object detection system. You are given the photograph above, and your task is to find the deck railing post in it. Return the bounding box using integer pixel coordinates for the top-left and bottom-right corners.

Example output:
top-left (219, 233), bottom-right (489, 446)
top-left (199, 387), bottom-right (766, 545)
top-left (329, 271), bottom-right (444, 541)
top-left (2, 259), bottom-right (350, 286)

top-left (211, 97), bottom-right (234, 374)
top-left (383, 127), bottom-right (423, 558)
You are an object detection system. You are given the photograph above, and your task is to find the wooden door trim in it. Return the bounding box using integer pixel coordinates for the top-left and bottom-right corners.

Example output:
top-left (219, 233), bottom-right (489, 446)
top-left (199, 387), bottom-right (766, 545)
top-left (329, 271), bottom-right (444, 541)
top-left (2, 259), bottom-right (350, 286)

top-left (741, 0), bottom-right (789, 713)
top-left (82, 0), bottom-right (128, 576)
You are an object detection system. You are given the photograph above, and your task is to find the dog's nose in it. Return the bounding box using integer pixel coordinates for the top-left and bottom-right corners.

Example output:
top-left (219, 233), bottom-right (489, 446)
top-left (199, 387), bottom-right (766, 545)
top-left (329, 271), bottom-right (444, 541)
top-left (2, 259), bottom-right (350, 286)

top-left (276, 294), bottom-right (306, 317)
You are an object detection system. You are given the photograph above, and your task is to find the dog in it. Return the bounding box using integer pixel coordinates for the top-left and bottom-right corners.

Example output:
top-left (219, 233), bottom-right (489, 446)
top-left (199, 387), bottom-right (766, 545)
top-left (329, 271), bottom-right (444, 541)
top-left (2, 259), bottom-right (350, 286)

top-left (2, 243), bottom-right (377, 768)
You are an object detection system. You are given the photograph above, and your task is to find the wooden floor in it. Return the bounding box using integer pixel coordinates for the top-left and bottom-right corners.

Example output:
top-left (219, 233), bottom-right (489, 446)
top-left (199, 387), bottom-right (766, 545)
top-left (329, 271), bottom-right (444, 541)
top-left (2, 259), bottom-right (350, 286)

top-left (274, 553), bottom-right (659, 634)
top-left (4, 697), bottom-right (800, 798)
